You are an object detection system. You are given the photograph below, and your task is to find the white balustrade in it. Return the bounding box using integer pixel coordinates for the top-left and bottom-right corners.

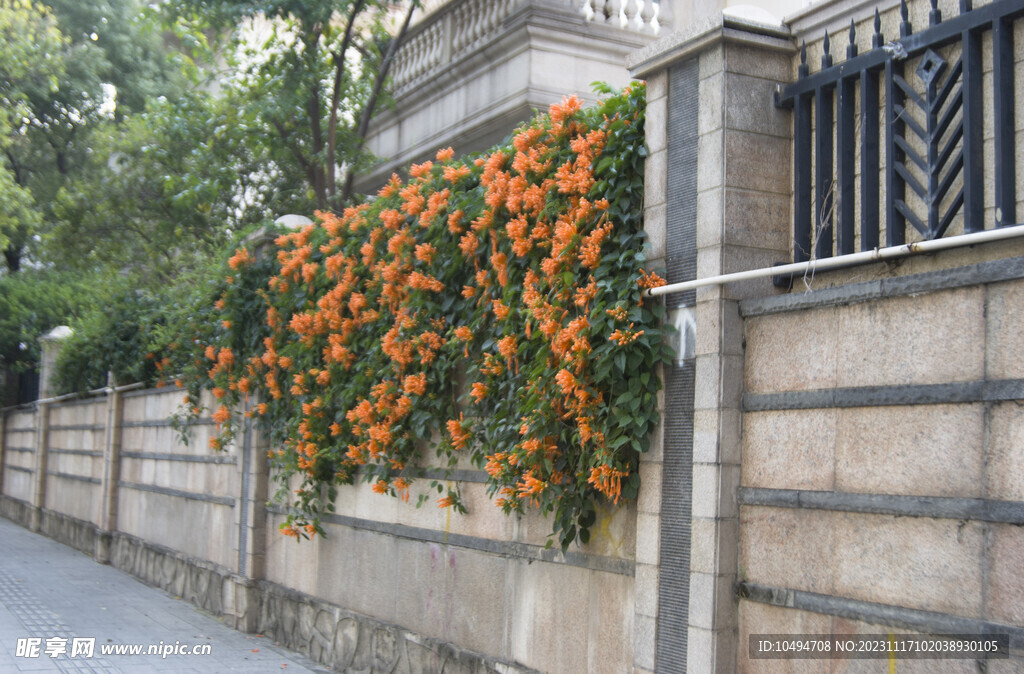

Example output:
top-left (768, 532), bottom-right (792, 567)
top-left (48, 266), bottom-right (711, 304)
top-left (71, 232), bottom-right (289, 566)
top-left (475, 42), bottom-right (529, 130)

top-left (581, 0), bottom-right (662, 33)
top-left (391, 0), bottom-right (662, 93)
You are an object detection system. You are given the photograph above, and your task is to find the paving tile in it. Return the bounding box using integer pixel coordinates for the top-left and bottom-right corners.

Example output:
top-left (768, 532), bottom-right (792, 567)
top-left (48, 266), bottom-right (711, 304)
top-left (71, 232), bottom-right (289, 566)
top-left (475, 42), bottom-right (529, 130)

top-left (0, 517), bottom-right (325, 673)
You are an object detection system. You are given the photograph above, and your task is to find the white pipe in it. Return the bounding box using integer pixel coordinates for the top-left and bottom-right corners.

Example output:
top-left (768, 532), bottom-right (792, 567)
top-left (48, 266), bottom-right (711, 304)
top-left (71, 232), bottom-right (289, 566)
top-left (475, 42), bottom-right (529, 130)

top-left (646, 223), bottom-right (1024, 297)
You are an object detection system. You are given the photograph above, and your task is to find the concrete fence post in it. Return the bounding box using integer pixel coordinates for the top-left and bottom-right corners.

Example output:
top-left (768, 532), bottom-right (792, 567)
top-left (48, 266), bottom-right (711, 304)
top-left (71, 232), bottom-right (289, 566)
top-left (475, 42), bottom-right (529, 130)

top-left (229, 398), bottom-right (270, 632)
top-left (96, 377), bottom-right (124, 563)
top-left (30, 401), bottom-right (50, 532)
top-left (0, 409), bottom-right (6, 501)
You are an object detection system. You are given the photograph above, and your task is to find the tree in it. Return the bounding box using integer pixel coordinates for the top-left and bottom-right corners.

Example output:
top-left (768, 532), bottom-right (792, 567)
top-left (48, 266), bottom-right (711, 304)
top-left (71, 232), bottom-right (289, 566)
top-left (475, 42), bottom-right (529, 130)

top-left (170, 0), bottom-right (420, 212)
top-left (0, 267), bottom-right (96, 404)
top-left (0, 0), bottom-right (66, 270)
top-left (2, 0), bottom-right (193, 273)
top-left (50, 90), bottom-right (266, 282)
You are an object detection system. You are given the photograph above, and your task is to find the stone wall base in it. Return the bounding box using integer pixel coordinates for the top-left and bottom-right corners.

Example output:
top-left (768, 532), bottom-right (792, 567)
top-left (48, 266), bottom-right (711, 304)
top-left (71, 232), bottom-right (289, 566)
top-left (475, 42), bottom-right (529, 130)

top-left (0, 499), bottom-right (535, 674)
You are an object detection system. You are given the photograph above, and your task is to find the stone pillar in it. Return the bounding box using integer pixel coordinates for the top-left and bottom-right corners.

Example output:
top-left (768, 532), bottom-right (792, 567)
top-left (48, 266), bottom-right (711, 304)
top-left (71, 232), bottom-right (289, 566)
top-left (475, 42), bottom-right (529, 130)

top-left (692, 31), bottom-right (794, 674)
top-left (95, 381), bottom-right (124, 563)
top-left (37, 326), bottom-right (72, 400)
top-left (630, 66), bottom-right (668, 674)
top-left (630, 12), bottom-right (793, 673)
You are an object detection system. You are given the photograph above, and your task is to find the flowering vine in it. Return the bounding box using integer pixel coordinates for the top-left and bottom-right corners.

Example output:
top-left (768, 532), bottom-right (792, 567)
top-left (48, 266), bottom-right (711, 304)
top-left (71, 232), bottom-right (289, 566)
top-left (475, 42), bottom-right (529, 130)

top-left (181, 83), bottom-right (671, 550)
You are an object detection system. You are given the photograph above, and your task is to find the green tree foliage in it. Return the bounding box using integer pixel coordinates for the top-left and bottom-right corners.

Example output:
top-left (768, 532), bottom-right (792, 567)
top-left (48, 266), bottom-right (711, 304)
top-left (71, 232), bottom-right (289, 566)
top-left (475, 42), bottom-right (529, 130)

top-left (1, 0), bottom-right (195, 272)
top-left (0, 0), bottom-right (65, 265)
top-left (50, 91), bottom-right (266, 282)
top-left (168, 0), bottom-right (420, 212)
top-left (0, 268), bottom-right (96, 404)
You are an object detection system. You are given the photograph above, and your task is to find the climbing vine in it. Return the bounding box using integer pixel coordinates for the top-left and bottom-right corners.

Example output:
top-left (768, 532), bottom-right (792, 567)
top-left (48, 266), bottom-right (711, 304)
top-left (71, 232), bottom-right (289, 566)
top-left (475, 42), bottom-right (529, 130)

top-left (181, 83), bottom-right (671, 550)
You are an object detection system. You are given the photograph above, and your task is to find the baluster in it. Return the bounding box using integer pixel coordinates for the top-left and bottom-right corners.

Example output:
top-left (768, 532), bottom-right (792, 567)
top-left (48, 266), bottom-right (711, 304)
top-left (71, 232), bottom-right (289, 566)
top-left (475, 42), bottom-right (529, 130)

top-left (623, 0), bottom-right (638, 30)
top-left (959, 0), bottom-right (972, 12)
top-left (885, 39), bottom-right (907, 245)
top-left (859, 10), bottom-right (882, 251)
top-left (428, 24), bottom-right (440, 71)
top-left (640, 0), bottom-right (657, 34)
top-left (794, 42), bottom-right (813, 262)
top-left (816, 32), bottom-right (834, 258)
top-left (608, 0), bottom-right (622, 27)
top-left (992, 16), bottom-right (1016, 226)
top-left (929, 0), bottom-right (941, 26)
top-left (838, 22), bottom-right (857, 254)
top-left (470, 2), bottom-right (483, 44)
top-left (452, 4), bottom-right (468, 52)
top-left (593, 0), bottom-right (608, 23)
top-left (410, 35), bottom-right (423, 81)
top-left (900, 0), bottom-right (912, 37)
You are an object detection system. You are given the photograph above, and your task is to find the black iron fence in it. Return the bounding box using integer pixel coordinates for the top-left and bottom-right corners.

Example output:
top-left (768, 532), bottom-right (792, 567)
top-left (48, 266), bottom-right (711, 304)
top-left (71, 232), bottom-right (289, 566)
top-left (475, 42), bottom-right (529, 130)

top-left (776, 0), bottom-right (1023, 262)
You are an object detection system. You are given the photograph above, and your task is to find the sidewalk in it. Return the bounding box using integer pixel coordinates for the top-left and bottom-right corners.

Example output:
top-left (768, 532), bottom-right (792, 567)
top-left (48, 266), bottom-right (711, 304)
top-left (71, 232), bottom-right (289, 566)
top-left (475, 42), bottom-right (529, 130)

top-left (0, 517), bottom-right (325, 673)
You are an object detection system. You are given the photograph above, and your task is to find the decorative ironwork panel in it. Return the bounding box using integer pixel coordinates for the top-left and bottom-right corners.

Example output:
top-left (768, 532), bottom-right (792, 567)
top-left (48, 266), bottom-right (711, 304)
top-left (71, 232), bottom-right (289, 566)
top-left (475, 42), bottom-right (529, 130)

top-left (776, 0), bottom-right (1024, 263)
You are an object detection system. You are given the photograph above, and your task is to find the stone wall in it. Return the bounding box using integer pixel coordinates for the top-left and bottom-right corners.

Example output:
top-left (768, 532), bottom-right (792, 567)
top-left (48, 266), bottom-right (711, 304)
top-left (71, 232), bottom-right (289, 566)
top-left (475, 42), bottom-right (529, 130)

top-left (738, 256), bottom-right (1024, 670)
top-left (631, 0), bottom-right (1024, 671)
top-left (0, 383), bottom-right (638, 673)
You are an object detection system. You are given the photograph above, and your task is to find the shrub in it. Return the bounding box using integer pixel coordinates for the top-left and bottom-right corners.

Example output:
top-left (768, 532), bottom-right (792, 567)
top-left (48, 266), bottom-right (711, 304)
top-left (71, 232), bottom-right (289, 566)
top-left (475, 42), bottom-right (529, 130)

top-left (182, 83), bottom-right (672, 549)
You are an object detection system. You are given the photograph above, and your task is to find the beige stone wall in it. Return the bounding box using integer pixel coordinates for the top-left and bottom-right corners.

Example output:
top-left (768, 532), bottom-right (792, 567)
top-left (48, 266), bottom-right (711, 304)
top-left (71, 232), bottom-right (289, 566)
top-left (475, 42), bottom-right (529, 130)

top-left (2, 382), bottom-right (638, 672)
top-left (117, 388), bottom-right (239, 572)
top-left (1, 409), bottom-right (37, 502)
top-left (631, 0), bottom-right (1024, 671)
top-left (45, 399), bottom-right (105, 527)
top-left (262, 452), bottom-right (637, 672)
top-left (738, 270), bottom-right (1024, 669)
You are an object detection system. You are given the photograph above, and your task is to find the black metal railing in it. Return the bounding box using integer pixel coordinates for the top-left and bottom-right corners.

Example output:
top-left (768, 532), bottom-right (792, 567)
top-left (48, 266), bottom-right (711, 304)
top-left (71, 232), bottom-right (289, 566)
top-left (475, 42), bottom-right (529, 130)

top-left (776, 0), bottom-right (1023, 263)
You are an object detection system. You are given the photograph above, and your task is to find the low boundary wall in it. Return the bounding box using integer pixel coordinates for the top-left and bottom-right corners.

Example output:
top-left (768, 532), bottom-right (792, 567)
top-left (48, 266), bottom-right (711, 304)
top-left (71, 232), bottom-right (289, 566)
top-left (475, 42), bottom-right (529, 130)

top-left (0, 383), bottom-right (635, 673)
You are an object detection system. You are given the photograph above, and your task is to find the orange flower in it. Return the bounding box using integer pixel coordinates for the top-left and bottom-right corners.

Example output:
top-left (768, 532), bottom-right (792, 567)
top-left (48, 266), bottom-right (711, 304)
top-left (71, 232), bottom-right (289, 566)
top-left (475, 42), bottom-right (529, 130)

top-left (610, 324), bottom-right (644, 345)
top-left (228, 247), bottom-right (252, 270)
top-left (394, 477), bottom-right (411, 503)
top-left (435, 147), bottom-right (455, 162)
top-left (444, 165), bottom-right (471, 182)
top-left (454, 326), bottom-right (473, 342)
top-left (403, 373), bottom-right (427, 396)
top-left (372, 480), bottom-right (388, 494)
top-left (409, 160), bottom-right (433, 179)
top-left (587, 465), bottom-right (628, 504)
top-left (637, 269), bottom-right (668, 289)
top-left (497, 335), bottom-right (517, 362)
top-left (606, 305), bottom-right (628, 321)
top-left (470, 382), bottom-right (488, 403)
top-left (414, 243), bottom-right (436, 264)
top-left (554, 369), bottom-right (576, 396)
top-left (437, 495), bottom-right (455, 508)
top-left (447, 415), bottom-right (471, 450)
top-left (459, 231), bottom-right (479, 258)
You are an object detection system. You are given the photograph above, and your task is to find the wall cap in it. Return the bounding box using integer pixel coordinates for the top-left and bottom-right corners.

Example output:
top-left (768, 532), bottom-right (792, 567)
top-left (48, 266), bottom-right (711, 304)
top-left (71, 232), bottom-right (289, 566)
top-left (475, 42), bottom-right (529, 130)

top-left (628, 11), bottom-right (793, 78)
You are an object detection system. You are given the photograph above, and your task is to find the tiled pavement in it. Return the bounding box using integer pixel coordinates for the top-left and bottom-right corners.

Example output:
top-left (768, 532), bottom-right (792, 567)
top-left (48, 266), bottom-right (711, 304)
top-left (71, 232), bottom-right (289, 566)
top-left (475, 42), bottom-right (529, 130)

top-left (0, 517), bottom-right (325, 673)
